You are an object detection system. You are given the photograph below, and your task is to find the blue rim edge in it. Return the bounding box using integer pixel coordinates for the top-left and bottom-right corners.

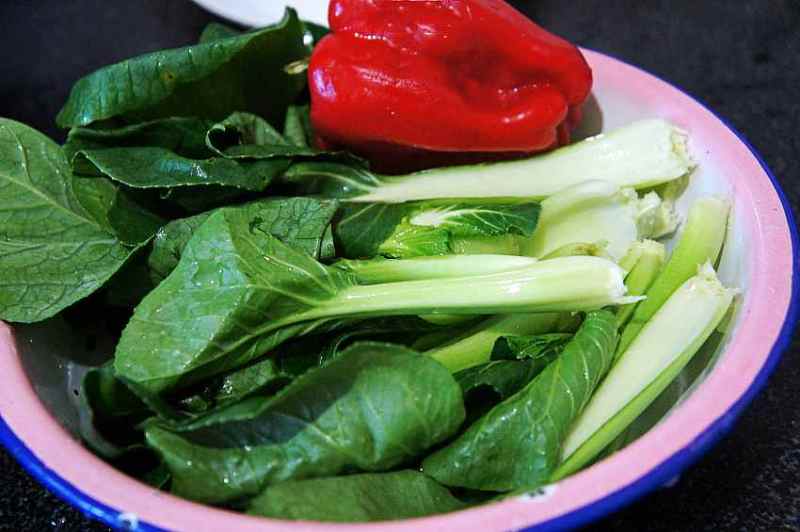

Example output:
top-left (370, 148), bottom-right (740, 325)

top-left (0, 52), bottom-right (797, 532)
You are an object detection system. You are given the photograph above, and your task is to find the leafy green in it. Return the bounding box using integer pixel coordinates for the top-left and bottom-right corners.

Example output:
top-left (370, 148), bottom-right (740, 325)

top-left (283, 105), bottom-right (312, 148)
top-left (116, 207), bottom-right (356, 397)
top-left (491, 333), bottom-right (572, 362)
top-left (205, 112), bottom-right (287, 154)
top-left (423, 310), bottom-right (618, 491)
top-left (57, 9), bottom-right (308, 128)
top-left (455, 360), bottom-right (544, 423)
top-left (246, 471), bottom-right (465, 522)
top-left (119, 206), bottom-right (627, 400)
top-left (198, 22), bottom-right (242, 43)
top-left (282, 121), bottom-right (693, 203)
top-left (177, 358), bottom-right (291, 415)
top-left (147, 196), bottom-right (339, 284)
top-left (0, 119), bottom-right (159, 323)
top-left (446, 332), bottom-right (574, 421)
top-left (205, 111), bottom-right (364, 165)
top-left (70, 148), bottom-right (287, 191)
top-left (79, 364), bottom-right (151, 458)
top-left (334, 200), bottom-right (540, 259)
top-left (145, 343), bottom-right (465, 503)
top-left (63, 117), bottom-right (212, 179)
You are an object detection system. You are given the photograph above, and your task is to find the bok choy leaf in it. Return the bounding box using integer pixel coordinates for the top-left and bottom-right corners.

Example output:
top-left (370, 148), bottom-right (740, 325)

top-left (116, 202), bottom-right (631, 398)
top-left (334, 200), bottom-right (539, 259)
top-left (246, 470), bottom-right (465, 522)
top-left (145, 343), bottom-right (465, 503)
top-left (422, 310), bottom-right (619, 491)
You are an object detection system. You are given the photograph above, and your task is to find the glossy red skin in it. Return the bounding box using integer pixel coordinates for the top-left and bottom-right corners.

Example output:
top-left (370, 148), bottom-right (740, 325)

top-left (309, 0), bottom-right (593, 171)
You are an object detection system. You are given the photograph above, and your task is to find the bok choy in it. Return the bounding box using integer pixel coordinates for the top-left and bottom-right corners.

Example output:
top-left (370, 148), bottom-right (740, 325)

top-left (555, 264), bottom-right (735, 478)
top-left (115, 206), bottom-right (633, 397)
top-left (284, 119), bottom-right (693, 203)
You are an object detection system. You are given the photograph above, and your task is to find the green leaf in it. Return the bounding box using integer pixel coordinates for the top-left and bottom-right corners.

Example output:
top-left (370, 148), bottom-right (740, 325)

top-left (283, 105), bottom-right (312, 148)
top-left (198, 22), bottom-right (242, 43)
top-left (74, 146), bottom-right (288, 191)
top-left (79, 364), bottom-right (151, 458)
top-left (423, 310), bottom-right (618, 491)
top-left (454, 360), bottom-right (544, 423)
top-left (491, 333), bottom-right (573, 362)
top-left (334, 203), bottom-right (414, 258)
top-left (377, 222), bottom-right (451, 258)
top-left (57, 9), bottom-right (308, 128)
top-left (145, 343), bottom-right (465, 504)
top-left (147, 196), bottom-right (339, 285)
top-left (0, 119), bottom-right (156, 323)
top-left (246, 470), bottom-right (465, 522)
top-left (64, 117), bottom-right (214, 167)
top-left (177, 357), bottom-right (292, 415)
top-left (115, 207), bottom-right (356, 397)
top-left (406, 202), bottom-right (540, 238)
top-left (205, 112), bottom-right (288, 154)
top-left (282, 161), bottom-right (383, 199)
top-left (334, 200), bottom-right (540, 259)
top-left (205, 111), bottom-right (365, 165)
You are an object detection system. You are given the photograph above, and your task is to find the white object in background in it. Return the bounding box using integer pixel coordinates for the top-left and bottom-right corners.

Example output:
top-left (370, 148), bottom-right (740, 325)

top-left (192, 0), bottom-right (329, 27)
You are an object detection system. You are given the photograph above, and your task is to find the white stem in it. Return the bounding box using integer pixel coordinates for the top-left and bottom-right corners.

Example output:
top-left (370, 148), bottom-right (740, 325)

top-left (352, 120), bottom-right (693, 203)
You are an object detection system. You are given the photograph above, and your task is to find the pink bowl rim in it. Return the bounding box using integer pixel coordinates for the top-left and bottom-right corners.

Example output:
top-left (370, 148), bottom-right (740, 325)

top-left (0, 49), bottom-right (797, 532)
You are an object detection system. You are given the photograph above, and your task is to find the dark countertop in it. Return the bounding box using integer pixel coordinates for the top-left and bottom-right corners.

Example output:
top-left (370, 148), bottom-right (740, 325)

top-left (0, 1), bottom-right (798, 531)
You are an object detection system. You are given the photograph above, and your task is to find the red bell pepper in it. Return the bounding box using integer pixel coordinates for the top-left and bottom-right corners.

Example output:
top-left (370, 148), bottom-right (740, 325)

top-left (309, 0), bottom-right (592, 172)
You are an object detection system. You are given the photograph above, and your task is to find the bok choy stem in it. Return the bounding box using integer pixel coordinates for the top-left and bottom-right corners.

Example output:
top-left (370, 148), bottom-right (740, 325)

top-left (554, 264), bottom-right (735, 479)
top-left (352, 120), bottom-right (692, 203)
top-left (616, 240), bottom-right (666, 329)
top-left (427, 313), bottom-right (561, 372)
top-left (312, 256), bottom-right (635, 320)
top-left (617, 197), bottom-right (729, 353)
top-left (334, 255), bottom-right (538, 284)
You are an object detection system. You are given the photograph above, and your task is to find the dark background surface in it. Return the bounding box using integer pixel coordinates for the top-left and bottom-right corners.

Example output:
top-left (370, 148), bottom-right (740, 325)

top-left (0, 1), bottom-right (798, 531)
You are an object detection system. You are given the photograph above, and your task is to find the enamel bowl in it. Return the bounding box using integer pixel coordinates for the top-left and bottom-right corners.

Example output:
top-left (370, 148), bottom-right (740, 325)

top-left (0, 50), bottom-right (796, 532)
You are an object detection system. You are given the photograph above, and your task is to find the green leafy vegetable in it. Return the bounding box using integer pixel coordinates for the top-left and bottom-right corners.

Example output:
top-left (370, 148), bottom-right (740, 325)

top-left (423, 310), bottom-right (618, 491)
top-left (145, 343), bottom-right (465, 503)
top-left (147, 196), bottom-right (339, 284)
top-left (0, 119), bottom-right (159, 323)
top-left (615, 240), bottom-right (666, 330)
top-left (116, 207), bottom-right (357, 396)
top-left (335, 255), bottom-right (538, 284)
top-left (79, 364), bottom-right (151, 458)
top-left (177, 358), bottom-right (291, 415)
top-left (334, 200), bottom-right (539, 259)
top-left (455, 360), bottom-right (545, 423)
top-left (283, 105), bottom-right (312, 148)
top-left (556, 265), bottom-right (735, 478)
top-left (283, 120), bottom-right (693, 202)
top-left (198, 22), bottom-right (242, 43)
top-left (491, 333), bottom-right (573, 361)
top-left (519, 180), bottom-right (674, 261)
top-left (246, 470), bottom-right (465, 522)
top-left (118, 200), bottom-right (630, 398)
top-left (57, 9), bottom-right (308, 128)
top-left (428, 313), bottom-right (562, 373)
top-left (618, 197), bottom-right (729, 353)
